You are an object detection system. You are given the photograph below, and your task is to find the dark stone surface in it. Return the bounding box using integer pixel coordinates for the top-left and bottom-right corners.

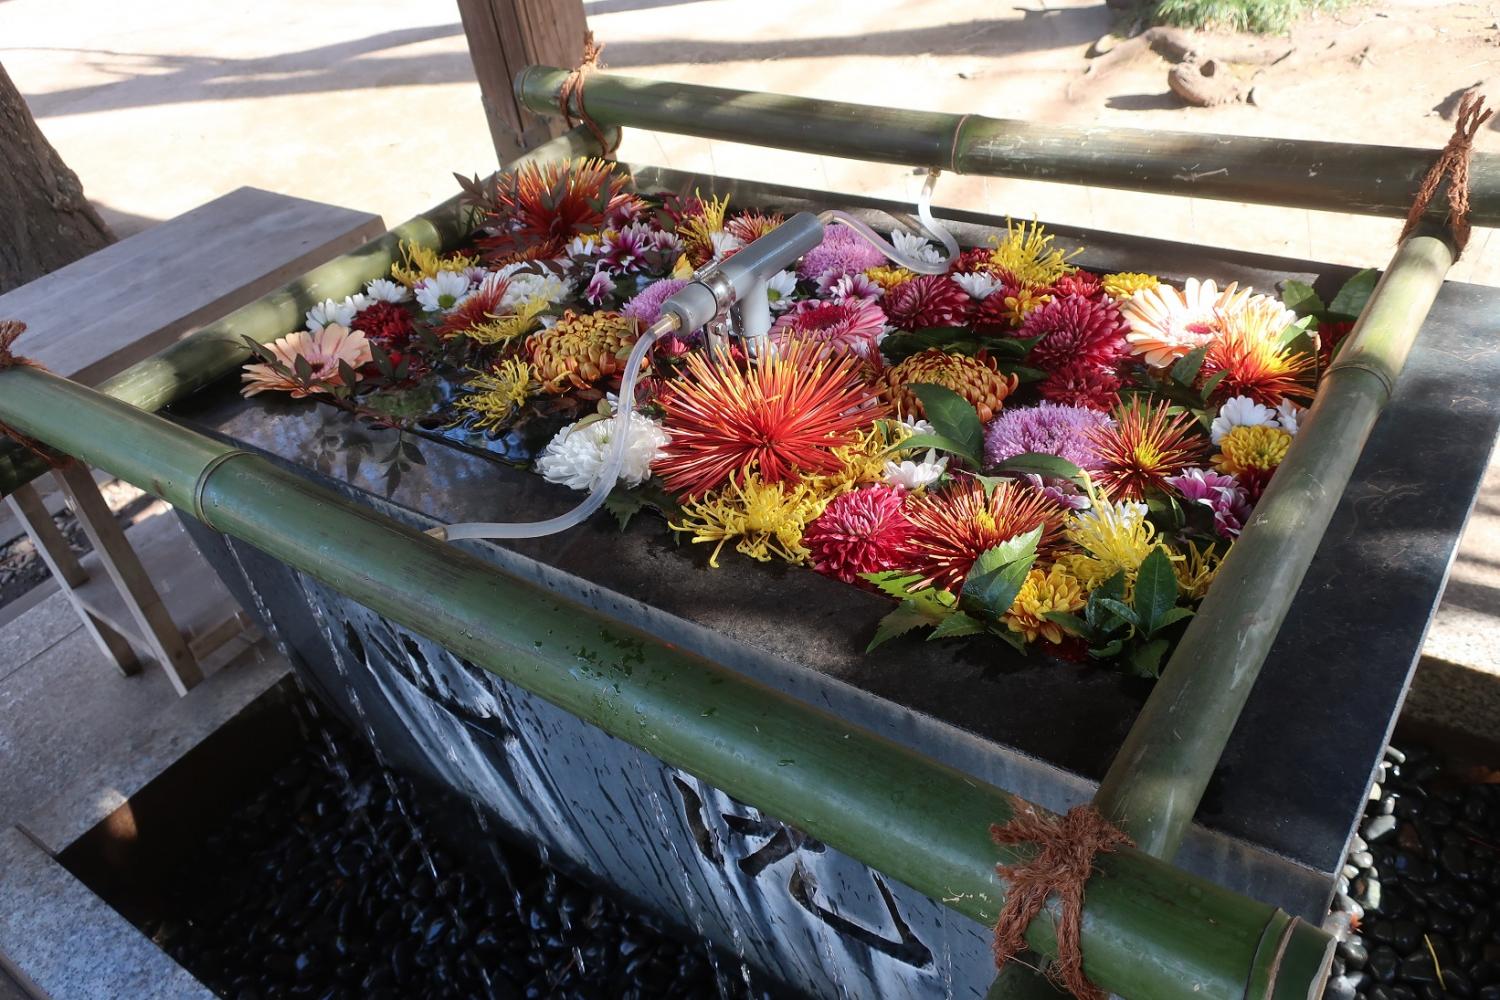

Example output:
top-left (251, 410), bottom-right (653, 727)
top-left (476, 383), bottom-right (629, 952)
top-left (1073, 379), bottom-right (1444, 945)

top-left (166, 170), bottom-right (1500, 915)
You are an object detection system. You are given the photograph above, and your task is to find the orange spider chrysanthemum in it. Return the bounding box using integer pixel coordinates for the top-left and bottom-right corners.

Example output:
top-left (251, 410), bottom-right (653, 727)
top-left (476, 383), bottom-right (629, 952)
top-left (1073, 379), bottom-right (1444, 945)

top-left (654, 342), bottom-right (886, 499)
top-left (475, 158), bottom-right (635, 261)
top-left (1086, 399), bottom-right (1205, 499)
top-left (725, 210), bottom-right (786, 246)
top-left (901, 479), bottom-right (1065, 593)
top-left (1201, 304), bottom-right (1317, 406)
top-left (437, 277), bottom-right (508, 339)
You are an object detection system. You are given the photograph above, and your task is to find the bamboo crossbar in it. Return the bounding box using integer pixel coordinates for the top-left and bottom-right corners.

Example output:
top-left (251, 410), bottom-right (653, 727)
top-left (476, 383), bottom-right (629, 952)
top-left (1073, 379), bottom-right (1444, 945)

top-left (0, 362), bottom-right (1332, 1000)
top-left (515, 65), bottom-right (1500, 227)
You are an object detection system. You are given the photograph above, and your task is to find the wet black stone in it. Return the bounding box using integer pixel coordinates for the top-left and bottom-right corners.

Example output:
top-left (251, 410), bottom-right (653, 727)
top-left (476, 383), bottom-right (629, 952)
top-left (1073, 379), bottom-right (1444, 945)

top-left (1446, 967), bottom-right (1477, 998)
top-left (293, 949), bottom-right (323, 978)
top-left (1390, 921), bottom-right (1422, 954)
top-left (1479, 985), bottom-right (1500, 1000)
top-left (1370, 945), bottom-right (1401, 984)
top-left (1338, 935), bottom-right (1368, 970)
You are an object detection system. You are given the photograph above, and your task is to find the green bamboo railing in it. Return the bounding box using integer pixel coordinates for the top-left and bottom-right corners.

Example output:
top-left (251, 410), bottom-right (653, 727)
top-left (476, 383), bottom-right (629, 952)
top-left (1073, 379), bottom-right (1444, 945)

top-left (514, 66), bottom-right (1500, 226)
top-left (0, 362), bottom-right (1332, 1000)
top-left (0, 126), bottom-right (617, 499)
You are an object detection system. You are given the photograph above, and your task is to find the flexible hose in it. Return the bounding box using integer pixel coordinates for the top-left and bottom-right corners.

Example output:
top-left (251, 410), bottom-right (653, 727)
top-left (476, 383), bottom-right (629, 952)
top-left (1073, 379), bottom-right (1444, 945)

top-left (819, 169), bottom-right (960, 274)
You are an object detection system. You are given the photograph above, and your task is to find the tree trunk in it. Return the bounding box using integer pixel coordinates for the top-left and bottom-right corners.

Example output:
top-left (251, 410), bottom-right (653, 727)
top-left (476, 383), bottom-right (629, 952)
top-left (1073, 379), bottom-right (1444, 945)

top-left (456, 0), bottom-right (591, 164)
top-left (0, 61), bottom-right (114, 294)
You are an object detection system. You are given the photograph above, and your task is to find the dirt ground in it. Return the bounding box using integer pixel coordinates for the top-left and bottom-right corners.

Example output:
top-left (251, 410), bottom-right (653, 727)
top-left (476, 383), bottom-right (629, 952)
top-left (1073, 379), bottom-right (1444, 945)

top-left (1, 0), bottom-right (1496, 282)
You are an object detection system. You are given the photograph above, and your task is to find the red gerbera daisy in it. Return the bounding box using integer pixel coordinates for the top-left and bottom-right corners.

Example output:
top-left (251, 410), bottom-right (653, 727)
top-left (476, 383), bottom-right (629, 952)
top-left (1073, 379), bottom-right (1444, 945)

top-left (654, 341), bottom-right (886, 499)
top-left (1017, 294), bottom-right (1130, 373)
top-left (803, 485), bottom-right (918, 585)
top-left (1085, 399), bottom-right (1204, 499)
top-left (884, 274), bottom-right (972, 331)
top-left (474, 158), bottom-right (633, 261)
top-left (352, 301), bottom-right (415, 348)
top-left (1038, 360), bottom-right (1122, 412)
top-left (902, 479), bottom-right (1064, 593)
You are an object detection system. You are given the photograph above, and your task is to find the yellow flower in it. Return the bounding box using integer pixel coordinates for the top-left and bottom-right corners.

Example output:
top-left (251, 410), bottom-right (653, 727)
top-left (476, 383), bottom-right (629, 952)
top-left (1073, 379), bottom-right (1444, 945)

top-left (998, 288), bottom-right (1054, 325)
top-left (865, 265), bottom-right (918, 291)
top-left (463, 297), bottom-right (548, 346)
top-left (670, 474), bottom-right (826, 568)
top-left (1063, 500), bottom-right (1158, 589)
top-left (809, 424), bottom-right (893, 498)
top-left (988, 218), bottom-right (1079, 288)
top-left (1214, 424), bottom-right (1292, 476)
top-left (390, 241), bottom-right (478, 288)
top-left (679, 191), bottom-right (732, 266)
top-left (1101, 272), bottom-right (1161, 300)
top-left (671, 254), bottom-right (695, 279)
top-left (1004, 565), bottom-right (1086, 644)
top-left (1174, 541), bottom-right (1222, 601)
top-left (452, 359), bottom-right (538, 431)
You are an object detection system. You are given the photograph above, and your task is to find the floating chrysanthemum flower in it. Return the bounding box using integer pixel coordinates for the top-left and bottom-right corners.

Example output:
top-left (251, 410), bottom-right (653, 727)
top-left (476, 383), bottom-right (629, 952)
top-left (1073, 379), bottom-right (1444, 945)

top-left (902, 479), bottom-right (1064, 593)
top-left (1201, 306), bottom-right (1315, 406)
top-left (497, 270), bottom-right (569, 311)
top-left (654, 341), bottom-right (885, 499)
top-left (1166, 467), bottom-right (1251, 538)
top-left (1059, 499), bottom-right (1156, 589)
top-left (584, 267), bottom-right (617, 304)
top-left (864, 265), bottom-right (919, 292)
top-left (1213, 424), bottom-right (1292, 477)
top-left (1038, 360), bottom-right (1122, 412)
top-left (882, 349), bottom-right (1020, 424)
top-left (884, 274), bottom-right (971, 331)
top-left (1101, 272), bottom-right (1161, 300)
top-left (1120, 278), bottom-right (1253, 367)
top-left (1085, 399), bottom-right (1203, 499)
top-left (1276, 399), bottom-right (1303, 435)
top-left (764, 269), bottom-right (799, 311)
top-left (827, 272), bottom-right (883, 302)
top-left (987, 218), bottom-right (1079, 289)
top-left (476, 157), bottom-right (634, 260)
top-left (353, 301), bottom-right (415, 348)
top-left (1050, 271), bottom-right (1104, 300)
top-left (1318, 319), bottom-right (1355, 371)
top-left (622, 278), bottom-right (688, 325)
top-left (726, 211), bottom-right (786, 246)
top-left (802, 485), bottom-right (919, 584)
top-left (883, 449), bottom-right (948, 492)
top-left (974, 286), bottom-right (1054, 330)
top-left (670, 474), bottom-right (825, 568)
top-left (1174, 541), bottom-right (1222, 601)
top-left (526, 310), bottom-right (641, 392)
top-left (598, 221), bottom-right (658, 275)
top-left (770, 298), bottom-right (888, 360)
top-left (1017, 294), bottom-right (1130, 373)
top-left (952, 271), bottom-right (1003, 301)
top-left (891, 230), bottom-right (944, 267)
top-left (812, 425), bottom-right (901, 496)
top-left (1004, 565), bottom-right (1086, 644)
top-left (364, 278), bottom-right (410, 304)
top-left (983, 402), bottom-right (1113, 470)
top-left (533, 410), bottom-right (670, 492)
top-left (241, 324), bottom-right (372, 398)
top-left (306, 295), bottom-right (368, 332)
top-left (437, 277), bottom-right (509, 339)
top-left (390, 241), bottom-right (479, 287)
top-left (453, 359), bottom-right (540, 432)
top-left (679, 191), bottom-right (733, 267)
top-left (798, 226), bottom-right (886, 285)
top-left (415, 270), bottom-right (473, 313)
top-left (953, 246), bottom-right (998, 274)
top-left (1209, 395), bottom-right (1279, 444)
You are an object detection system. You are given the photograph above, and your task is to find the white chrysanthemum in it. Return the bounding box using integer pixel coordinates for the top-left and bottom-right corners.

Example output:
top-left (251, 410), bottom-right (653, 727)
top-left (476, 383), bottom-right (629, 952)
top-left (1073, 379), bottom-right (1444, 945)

top-left (708, 230), bottom-right (743, 261)
top-left (567, 235), bottom-right (599, 258)
top-left (952, 271), bottom-right (1002, 301)
top-left (765, 270), bottom-right (798, 312)
top-left (415, 270), bottom-right (472, 313)
top-left (534, 413), bottom-right (670, 492)
top-left (900, 415), bottom-right (936, 437)
top-left (882, 449), bottom-right (948, 491)
top-left (364, 278), bottom-right (409, 304)
top-left (306, 295), bottom-right (369, 332)
top-left (891, 229), bottom-right (943, 267)
top-left (500, 272), bottom-right (569, 311)
top-left (1276, 399), bottom-right (1303, 436)
top-left (1210, 395), bottom-right (1279, 445)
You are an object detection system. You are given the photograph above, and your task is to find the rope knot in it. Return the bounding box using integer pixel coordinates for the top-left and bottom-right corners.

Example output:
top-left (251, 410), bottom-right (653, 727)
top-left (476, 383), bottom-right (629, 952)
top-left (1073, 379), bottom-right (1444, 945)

top-left (991, 801), bottom-right (1131, 1000)
top-left (1400, 92), bottom-right (1492, 254)
top-left (0, 320), bottom-right (69, 473)
top-left (557, 31), bottom-right (617, 155)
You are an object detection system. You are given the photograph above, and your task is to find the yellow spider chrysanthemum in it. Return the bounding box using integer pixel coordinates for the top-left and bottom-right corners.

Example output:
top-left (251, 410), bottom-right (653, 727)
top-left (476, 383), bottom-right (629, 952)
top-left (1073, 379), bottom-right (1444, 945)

top-left (1004, 564), bottom-right (1087, 645)
top-left (671, 254), bottom-right (695, 279)
top-left (809, 424), bottom-right (896, 498)
top-left (452, 359), bottom-right (539, 432)
top-left (1062, 499), bottom-right (1158, 589)
top-left (997, 288), bottom-right (1054, 326)
top-left (670, 474), bottom-right (826, 568)
top-left (988, 218), bottom-right (1080, 289)
top-left (1174, 541), bottom-right (1222, 601)
top-left (1213, 424), bottom-right (1292, 476)
top-left (390, 241), bottom-right (478, 287)
top-left (462, 297), bottom-right (549, 346)
top-left (865, 265), bottom-right (918, 291)
top-left (679, 191), bottom-right (732, 267)
top-left (1101, 272), bottom-right (1161, 300)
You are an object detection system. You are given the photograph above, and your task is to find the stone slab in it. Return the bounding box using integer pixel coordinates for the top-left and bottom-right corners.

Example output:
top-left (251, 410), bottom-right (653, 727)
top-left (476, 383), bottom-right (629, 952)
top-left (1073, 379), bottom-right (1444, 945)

top-left (0, 589), bottom-right (81, 682)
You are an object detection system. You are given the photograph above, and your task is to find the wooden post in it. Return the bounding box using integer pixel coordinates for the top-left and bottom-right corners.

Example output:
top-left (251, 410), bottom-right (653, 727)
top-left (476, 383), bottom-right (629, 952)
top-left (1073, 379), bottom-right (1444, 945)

top-left (456, 0), bottom-right (591, 163)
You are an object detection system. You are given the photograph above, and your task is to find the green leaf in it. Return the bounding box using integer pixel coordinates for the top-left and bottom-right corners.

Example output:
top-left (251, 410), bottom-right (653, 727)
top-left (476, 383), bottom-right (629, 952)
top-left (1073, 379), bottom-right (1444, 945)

top-left (1280, 279), bottom-right (1325, 318)
top-left (1090, 638), bottom-right (1126, 659)
top-left (1127, 638), bottom-right (1171, 678)
top-left (960, 527), bottom-right (1041, 622)
top-left (1170, 345), bottom-right (1209, 387)
top-left (1274, 315), bottom-right (1316, 349)
top-left (993, 628), bottom-right (1029, 654)
top-left (1328, 268), bottom-right (1379, 320)
top-left (860, 571), bottom-right (929, 601)
top-left (1199, 370), bottom-right (1228, 403)
top-left (996, 364), bottom-right (1049, 384)
top-left (603, 488), bottom-right (645, 530)
top-left (1156, 606), bottom-right (1196, 630)
top-left (929, 611), bottom-right (987, 640)
top-left (887, 432), bottom-right (979, 467)
top-left (400, 438), bottom-right (426, 465)
top-left (1096, 597), bottom-right (1140, 628)
top-left (1132, 547), bottom-right (1179, 636)
top-left (989, 452), bottom-right (1087, 485)
top-left (866, 603), bottom-right (935, 653)
top-left (909, 384), bottom-right (984, 465)
top-left (1043, 611), bottom-right (1092, 639)
top-left (293, 354), bottom-right (314, 384)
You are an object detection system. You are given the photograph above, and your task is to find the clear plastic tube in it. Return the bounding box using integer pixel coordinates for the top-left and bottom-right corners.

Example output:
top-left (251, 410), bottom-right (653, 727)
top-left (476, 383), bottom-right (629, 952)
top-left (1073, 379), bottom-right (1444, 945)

top-left (819, 168), bottom-right (960, 273)
top-left (434, 315), bottom-right (677, 542)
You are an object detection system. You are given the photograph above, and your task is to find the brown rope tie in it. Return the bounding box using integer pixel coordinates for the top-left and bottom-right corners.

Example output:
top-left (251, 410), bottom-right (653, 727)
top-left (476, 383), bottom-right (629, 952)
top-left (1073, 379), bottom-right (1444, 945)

top-left (557, 30), bottom-right (617, 155)
top-left (1399, 92), bottom-right (1492, 254)
top-left (0, 320), bottom-right (70, 470)
top-left (991, 800), bottom-right (1131, 1000)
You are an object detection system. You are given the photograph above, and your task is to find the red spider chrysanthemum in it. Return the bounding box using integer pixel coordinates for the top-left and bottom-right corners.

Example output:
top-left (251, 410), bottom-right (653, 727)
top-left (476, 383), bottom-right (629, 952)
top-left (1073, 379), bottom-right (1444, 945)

top-left (901, 480), bottom-right (1064, 593)
top-left (884, 274), bottom-right (972, 331)
top-left (953, 247), bottom-right (999, 274)
top-left (770, 299), bottom-right (888, 361)
top-left (725, 211), bottom-right (786, 246)
top-left (1201, 323), bottom-right (1317, 406)
top-left (1038, 360), bottom-right (1122, 412)
top-left (803, 485), bottom-right (918, 585)
top-left (1017, 294), bottom-right (1130, 373)
top-left (353, 301), bottom-right (415, 348)
top-left (475, 158), bottom-right (633, 261)
top-left (1085, 399), bottom-right (1204, 499)
top-left (436, 279), bottom-right (507, 339)
top-left (1049, 271), bottom-right (1105, 300)
top-left (654, 341), bottom-right (887, 499)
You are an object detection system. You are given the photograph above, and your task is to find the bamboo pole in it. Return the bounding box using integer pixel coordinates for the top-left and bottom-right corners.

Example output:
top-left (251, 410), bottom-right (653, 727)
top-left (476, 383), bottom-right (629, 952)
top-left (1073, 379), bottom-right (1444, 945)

top-left (0, 125), bottom-right (615, 499)
top-left (514, 66), bottom-right (1500, 227)
top-left (0, 365), bottom-right (1332, 1000)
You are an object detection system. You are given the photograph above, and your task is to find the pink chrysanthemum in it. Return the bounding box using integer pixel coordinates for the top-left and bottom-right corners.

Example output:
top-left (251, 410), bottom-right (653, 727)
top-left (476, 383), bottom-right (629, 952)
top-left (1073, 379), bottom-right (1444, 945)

top-left (1049, 272), bottom-right (1104, 300)
top-left (984, 402), bottom-right (1114, 470)
top-left (803, 485), bottom-right (918, 584)
top-left (1167, 467), bottom-right (1252, 538)
top-left (797, 227), bottom-right (886, 285)
top-left (884, 274), bottom-right (972, 331)
top-left (622, 278), bottom-right (688, 325)
top-left (1018, 294), bottom-right (1130, 373)
top-left (770, 298), bottom-right (887, 360)
top-left (1038, 360), bottom-right (1122, 412)
top-left (953, 247), bottom-right (998, 274)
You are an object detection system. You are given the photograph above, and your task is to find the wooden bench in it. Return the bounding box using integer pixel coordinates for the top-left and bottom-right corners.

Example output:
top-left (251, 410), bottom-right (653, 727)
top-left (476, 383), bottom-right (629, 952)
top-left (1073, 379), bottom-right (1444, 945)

top-left (1, 187), bottom-right (383, 695)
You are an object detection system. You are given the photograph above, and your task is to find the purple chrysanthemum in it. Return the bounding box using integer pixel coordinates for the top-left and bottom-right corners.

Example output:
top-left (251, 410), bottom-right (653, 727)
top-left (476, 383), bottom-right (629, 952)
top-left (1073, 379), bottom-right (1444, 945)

top-left (622, 278), bottom-right (688, 324)
top-left (1166, 467), bottom-right (1251, 538)
top-left (797, 227), bottom-right (885, 285)
top-left (983, 402), bottom-right (1114, 471)
top-left (600, 221), bottom-right (655, 274)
